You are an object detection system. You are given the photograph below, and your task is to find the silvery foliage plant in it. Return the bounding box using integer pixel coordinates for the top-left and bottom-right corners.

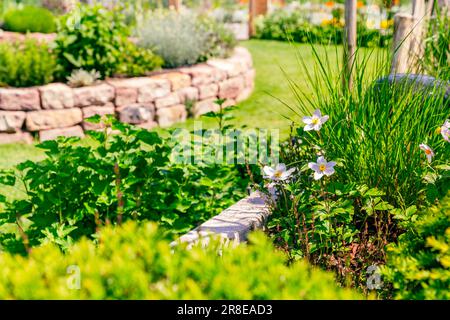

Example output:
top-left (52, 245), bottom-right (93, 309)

top-left (138, 10), bottom-right (210, 68)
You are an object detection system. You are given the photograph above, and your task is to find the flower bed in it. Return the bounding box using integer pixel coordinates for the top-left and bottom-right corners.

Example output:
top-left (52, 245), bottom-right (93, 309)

top-left (0, 47), bottom-right (255, 144)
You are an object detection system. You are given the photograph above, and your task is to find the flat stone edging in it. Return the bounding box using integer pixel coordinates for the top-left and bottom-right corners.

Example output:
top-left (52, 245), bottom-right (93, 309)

top-left (174, 191), bottom-right (270, 247)
top-left (0, 47), bottom-right (255, 144)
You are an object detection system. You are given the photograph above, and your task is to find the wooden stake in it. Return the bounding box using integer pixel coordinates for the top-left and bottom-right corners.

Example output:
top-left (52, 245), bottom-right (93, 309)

top-left (343, 0), bottom-right (357, 91)
top-left (249, 0), bottom-right (269, 38)
top-left (168, 0), bottom-right (182, 11)
top-left (391, 13), bottom-right (415, 74)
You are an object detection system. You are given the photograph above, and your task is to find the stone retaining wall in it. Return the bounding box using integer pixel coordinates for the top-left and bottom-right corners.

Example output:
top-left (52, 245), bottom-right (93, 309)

top-left (0, 47), bottom-right (254, 144)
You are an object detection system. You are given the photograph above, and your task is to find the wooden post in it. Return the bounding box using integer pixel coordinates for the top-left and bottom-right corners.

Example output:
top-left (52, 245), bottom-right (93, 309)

top-left (249, 0), bottom-right (269, 38)
top-left (409, 0), bottom-right (426, 72)
top-left (168, 0), bottom-right (182, 11)
top-left (391, 0), bottom-right (428, 74)
top-left (343, 0), bottom-right (357, 91)
top-left (391, 13), bottom-right (415, 74)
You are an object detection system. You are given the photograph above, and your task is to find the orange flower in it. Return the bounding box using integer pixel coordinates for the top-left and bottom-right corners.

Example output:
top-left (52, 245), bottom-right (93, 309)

top-left (357, 1), bottom-right (364, 8)
top-left (325, 1), bottom-right (334, 7)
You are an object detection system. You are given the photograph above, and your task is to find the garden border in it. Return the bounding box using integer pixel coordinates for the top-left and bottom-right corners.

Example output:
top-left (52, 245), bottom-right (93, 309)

top-left (0, 46), bottom-right (254, 143)
top-left (174, 191), bottom-right (270, 247)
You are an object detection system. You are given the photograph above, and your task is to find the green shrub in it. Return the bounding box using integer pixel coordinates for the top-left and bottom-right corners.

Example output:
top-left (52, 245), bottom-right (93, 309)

top-left (0, 117), bottom-right (249, 254)
top-left (0, 39), bottom-right (57, 87)
top-left (138, 10), bottom-right (236, 68)
top-left (382, 193), bottom-right (450, 300)
top-left (255, 10), bottom-right (392, 48)
top-left (55, 4), bottom-right (162, 78)
top-left (0, 221), bottom-right (362, 299)
top-left (2, 5), bottom-right (56, 33)
top-left (116, 40), bottom-right (164, 77)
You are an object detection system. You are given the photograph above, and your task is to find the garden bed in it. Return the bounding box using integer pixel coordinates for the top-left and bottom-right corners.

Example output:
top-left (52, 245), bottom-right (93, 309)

top-left (0, 46), bottom-right (255, 144)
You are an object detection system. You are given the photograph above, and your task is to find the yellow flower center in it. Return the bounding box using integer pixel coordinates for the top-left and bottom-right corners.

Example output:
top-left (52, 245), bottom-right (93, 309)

top-left (274, 171), bottom-right (282, 178)
top-left (312, 117), bottom-right (319, 125)
top-left (319, 164), bottom-right (326, 171)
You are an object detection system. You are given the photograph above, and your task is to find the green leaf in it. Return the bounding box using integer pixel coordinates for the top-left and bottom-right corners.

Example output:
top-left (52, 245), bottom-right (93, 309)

top-left (0, 171), bottom-right (16, 186)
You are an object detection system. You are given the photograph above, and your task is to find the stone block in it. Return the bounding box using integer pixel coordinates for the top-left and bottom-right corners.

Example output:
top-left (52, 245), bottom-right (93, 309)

top-left (193, 98), bottom-right (219, 117)
top-left (40, 83), bottom-right (75, 109)
top-left (73, 83), bottom-right (115, 107)
top-left (26, 108), bottom-right (82, 131)
top-left (0, 131), bottom-right (33, 144)
top-left (177, 87), bottom-right (199, 104)
top-left (150, 72), bottom-right (191, 91)
top-left (82, 104), bottom-right (115, 130)
top-left (207, 58), bottom-right (245, 78)
top-left (179, 64), bottom-right (226, 86)
top-left (0, 88), bottom-right (40, 111)
top-left (137, 121), bottom-right (158, 130)
top-left (156, 104), bottom-right (187, 127)
top-left (218, 76), bottom-right (245, 99)
top-left (154, 92), bottom-right (180, 109)
top-left (39, 125), bottom-right (84, 142)
top-left (199, 83), bottom-right (219, 100)
top-left (118, 103), bottom-right (154, 124)
top-left (0, 111), bottom-right (26, 132)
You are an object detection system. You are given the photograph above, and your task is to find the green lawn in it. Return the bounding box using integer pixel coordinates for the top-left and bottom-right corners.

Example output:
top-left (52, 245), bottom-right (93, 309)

top-left (172, 39), bottom-right (313, 133)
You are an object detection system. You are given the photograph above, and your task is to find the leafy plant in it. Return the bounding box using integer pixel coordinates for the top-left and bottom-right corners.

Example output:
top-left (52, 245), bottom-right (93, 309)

top-left (138, 10), bottom-right (236, 68)
top-left (0, 221), bottom-right (362, 299)
top-left (54, 4), bottom-right (162, 79)
top-left (382, 193), bottom-right (450, 300)
top-left (2, 5), bottom-right (56, 33)
top-left (0, 39), bottom-right (57, 87)
top-left (0, 117), bottom-right (249, 254)
top-left (116, 40), bottom-right (164, 77)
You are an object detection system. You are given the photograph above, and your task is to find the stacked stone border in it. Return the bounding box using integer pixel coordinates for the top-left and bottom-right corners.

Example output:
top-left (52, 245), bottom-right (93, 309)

top-left (174, 192), bottom-right (270, 248)
top-left (0, 47), bottom-right (254, 144)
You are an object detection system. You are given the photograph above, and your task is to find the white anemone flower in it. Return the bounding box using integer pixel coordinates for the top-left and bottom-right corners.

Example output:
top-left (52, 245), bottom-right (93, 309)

top-left (302, 109), bottom-right (329, 131)
top-left (263, 163), bottom-right (295, 181)
top-left (440, 119), bottom-right (449, 143)
top-left (419, 144), bottom-right (435, 163)
top-left (308, 156), bottom-right (336, 180)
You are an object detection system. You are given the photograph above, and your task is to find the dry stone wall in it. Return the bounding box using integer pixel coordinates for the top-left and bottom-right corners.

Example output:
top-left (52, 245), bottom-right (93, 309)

top-left (0, 47), bottom-right (254, 144)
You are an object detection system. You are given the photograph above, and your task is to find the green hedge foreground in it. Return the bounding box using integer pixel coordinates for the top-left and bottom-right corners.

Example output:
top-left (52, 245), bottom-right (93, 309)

top-left (0, 221), bottom-right (361, 299)
top-left (382, 193), bottom-right (450, 300)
